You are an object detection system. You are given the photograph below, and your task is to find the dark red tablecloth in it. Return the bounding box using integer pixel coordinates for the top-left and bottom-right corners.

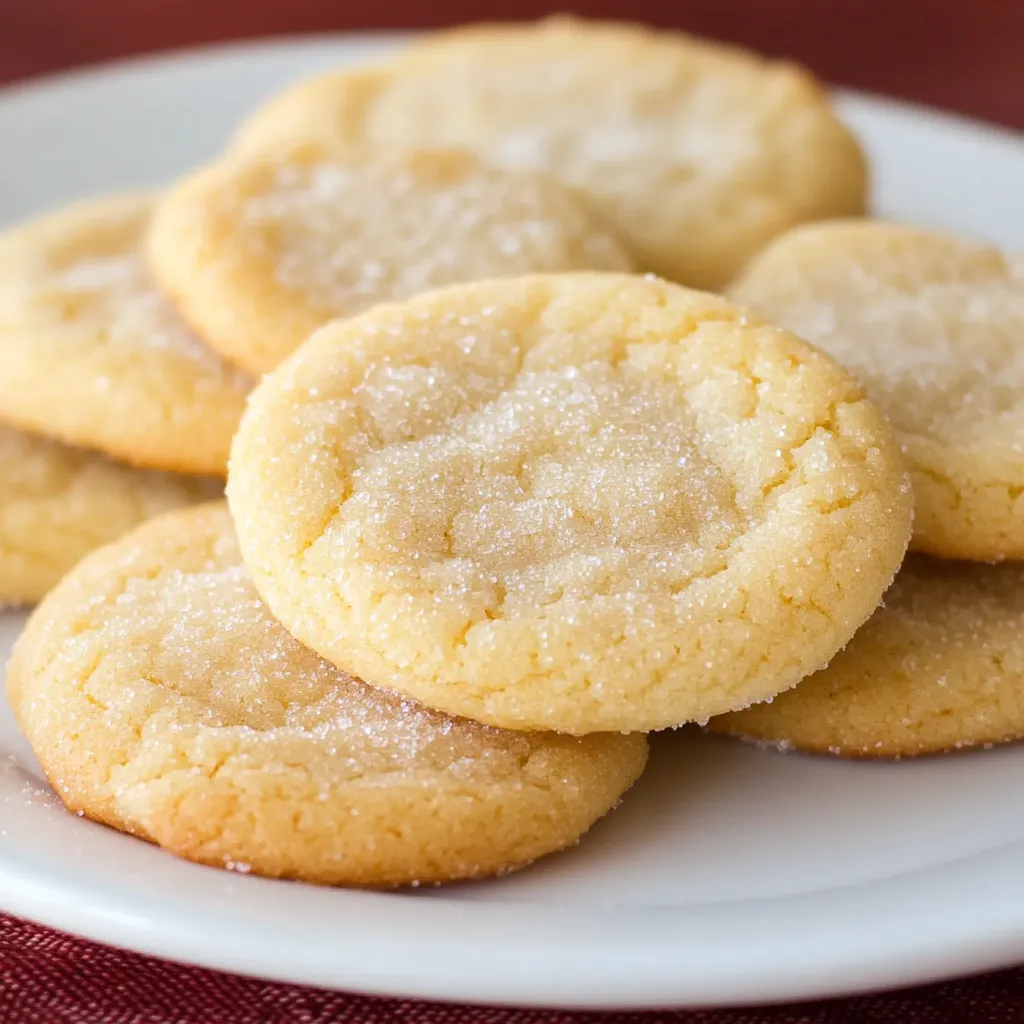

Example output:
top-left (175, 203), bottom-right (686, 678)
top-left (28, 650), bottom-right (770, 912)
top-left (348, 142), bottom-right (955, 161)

top-left (2, 0), bottom-right (1024, 130)
top-left (1, 3), bottom-right (1023, 1022)
top-left (3, 913), bottom-right (1024, 1024)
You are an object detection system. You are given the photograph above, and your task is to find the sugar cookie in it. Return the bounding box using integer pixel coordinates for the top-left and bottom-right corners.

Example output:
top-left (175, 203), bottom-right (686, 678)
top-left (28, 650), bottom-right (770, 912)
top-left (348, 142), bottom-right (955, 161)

top-left (228, 274), bottom-right (912, 734)
top-left (0, 193), bottom-right (251, 475)
top-left (0, 423), bottom-right (219, 606)
top-left (149, 145), bottom-right (635, 374)
top-left (731, 221), bottom-right (1024, 561)
top-left (708, 556), bottom-right (1024, 757)
top-left (7, 503), bottom-right (647, 886)
top-left (233, 18), bottom-right (866, 289)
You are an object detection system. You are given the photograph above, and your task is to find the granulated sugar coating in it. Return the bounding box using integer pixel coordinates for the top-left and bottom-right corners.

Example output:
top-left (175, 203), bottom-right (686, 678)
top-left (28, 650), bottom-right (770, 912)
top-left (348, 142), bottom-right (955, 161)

top-left (0, 193), bottom-right (251, 475)
top-left (0, 423), bottom-right (220, 606)
top-left (731, 221), bottom-right (1024, 561)
top-left (231, 18), bottom-right (866, 289)
top-left (149, 145), bottom-right (634, 374)
top-left (708, 556), bottom-right (1024, 757)
top-left (228, 274), bottom-right (913, 734)
top-left (7, 504), bottom-right (646, 885)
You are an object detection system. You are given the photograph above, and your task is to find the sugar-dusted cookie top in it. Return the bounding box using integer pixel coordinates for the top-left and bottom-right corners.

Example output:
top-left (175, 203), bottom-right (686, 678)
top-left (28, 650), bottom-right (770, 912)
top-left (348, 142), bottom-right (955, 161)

top-left (709, 556), bottom-right (1024, 757)
top-left (731, 220), bottom-right (1024, 561)
top-left (8, 503), bottom-right (647, 885)
top-left (233, 18), bottom-right (866, 289)
top-left (0, 193), bottom-right (251, 474)
top-left (149, 145), bottom-right (634, 374)
top-left (228, 273), bottom-right (912, 734)
top-left (0, 423), bottom-right (219, 606)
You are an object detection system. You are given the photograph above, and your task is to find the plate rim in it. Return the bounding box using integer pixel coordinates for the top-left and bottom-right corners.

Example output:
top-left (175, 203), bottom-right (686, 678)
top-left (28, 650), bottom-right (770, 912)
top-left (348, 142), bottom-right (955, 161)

top-left (1, 28), bottom-right (1022, 149)
top-left (3, 769), bottom-right (1024, 1009)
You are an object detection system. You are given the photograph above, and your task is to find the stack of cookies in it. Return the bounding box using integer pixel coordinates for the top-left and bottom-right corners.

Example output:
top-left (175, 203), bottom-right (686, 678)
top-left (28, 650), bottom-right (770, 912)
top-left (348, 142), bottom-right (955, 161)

top-left (2, 18), bottom-right (1020, 887)
top-left (709, 223), bottom-right (1024, 756)
top-left (0, 193), bottom-right (244, 606)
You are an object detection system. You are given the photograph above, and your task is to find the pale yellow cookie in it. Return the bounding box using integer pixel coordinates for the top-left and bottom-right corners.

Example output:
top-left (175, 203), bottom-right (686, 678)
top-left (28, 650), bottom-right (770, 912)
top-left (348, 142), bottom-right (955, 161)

top-left (731, 221), bottom-right (1024, 561)
top-left (0, 193), bottom-right (251, 475)
top-left (0, 422), bottom-right (219, 606)
top-left (228, 274), bottom-right (912, 734)
top-left (7, 503), bottom-right (647, 886)
top-left (149, 145), bottom-right (635, 374)
top-left (232, 18), bottom-right (866, 289)
top-left (708, 556), bottom-right (1024, 758)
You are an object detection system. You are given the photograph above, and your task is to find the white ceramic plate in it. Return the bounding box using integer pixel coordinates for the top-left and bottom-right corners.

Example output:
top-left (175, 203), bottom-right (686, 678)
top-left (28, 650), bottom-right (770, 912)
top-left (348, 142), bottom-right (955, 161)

top-left (1, 35), bottom-right (1024, 1012)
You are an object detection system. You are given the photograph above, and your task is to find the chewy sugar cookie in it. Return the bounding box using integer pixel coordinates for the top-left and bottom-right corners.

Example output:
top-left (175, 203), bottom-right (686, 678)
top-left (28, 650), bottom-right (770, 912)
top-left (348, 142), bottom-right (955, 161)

top-left (0, 193), bottom-right (251, 475)
top-left (7, 504), bottom-right (647, 885)
top-left (731, 221), bottom-right (1024, 561)
top-left (228, 274), bottom-right (912, 734)
top-left (149, 146), bottom-right (634, 374)
top-left (233, 18), bottom-right (866, 289)
top-left (0, 423), bottom-right (219, 606)
top-left (708, 557), bottom-right (1024, 758)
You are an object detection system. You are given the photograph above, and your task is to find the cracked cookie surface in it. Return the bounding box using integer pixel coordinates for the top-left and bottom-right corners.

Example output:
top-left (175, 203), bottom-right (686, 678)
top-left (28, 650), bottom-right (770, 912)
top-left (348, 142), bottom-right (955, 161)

top-left (731, 221), bottom-right (1024, 560)
top-left (149, 146), bottom-right (634, 375)
top-left (0, 193), bottom-right (251, 475)
top-left (228, 274), bottom-right (912, 733)
top-left (708, 556), bottom-right (1024, 757)
top-left (7, 503), bottom-right (647, 885)
top-left (0, 423), bottom-right (219, 606)
top-left (232, 17), bottom-right (866, 289)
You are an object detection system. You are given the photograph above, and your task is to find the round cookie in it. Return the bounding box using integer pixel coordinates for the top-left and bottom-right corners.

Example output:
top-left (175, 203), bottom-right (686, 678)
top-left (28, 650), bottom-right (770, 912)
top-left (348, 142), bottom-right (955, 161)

top-left (149, 145), bottom-right (635, 374)
top-left (7, 503), bottom-right (647, 886)
top-left (708, 556), bottom-right (1024, 758)
top-left (227, 273), bottom-right (913, 735)
top-left (232, 18), bottom-right (866, 289)
top-left (0, 423), bottom-right (219, 606)
top-left (0, 193), bottom-right (251, 475)
top-left (731, 221), bottom-right (1024, 561)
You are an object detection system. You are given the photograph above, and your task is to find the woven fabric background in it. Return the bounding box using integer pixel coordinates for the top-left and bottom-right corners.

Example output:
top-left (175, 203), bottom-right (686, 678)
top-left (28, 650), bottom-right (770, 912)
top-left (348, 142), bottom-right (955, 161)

top-left (2, 0), bottom-right (1024, 129)
top-left (2, 915), bottom-right (1024, 1023)
top-left (1, 2), bottom-right (1023, 1022)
